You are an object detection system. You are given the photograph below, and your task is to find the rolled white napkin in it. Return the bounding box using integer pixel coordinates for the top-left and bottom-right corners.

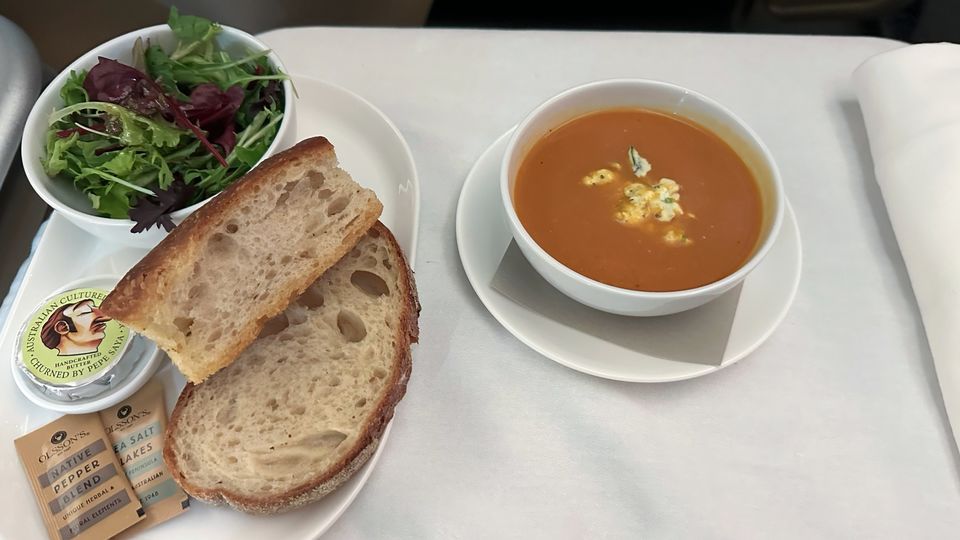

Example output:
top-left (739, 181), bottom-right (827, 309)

top-left (854, 43), bottom-right (960, 449)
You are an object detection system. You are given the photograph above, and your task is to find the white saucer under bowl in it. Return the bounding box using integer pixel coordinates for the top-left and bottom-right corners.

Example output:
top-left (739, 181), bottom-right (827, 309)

top-left (456, 129), bottom-right (802, 382)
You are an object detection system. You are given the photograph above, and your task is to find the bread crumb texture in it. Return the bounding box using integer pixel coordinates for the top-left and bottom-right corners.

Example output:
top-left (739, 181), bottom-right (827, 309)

top-left (166, 225), bottom-right (414, 507)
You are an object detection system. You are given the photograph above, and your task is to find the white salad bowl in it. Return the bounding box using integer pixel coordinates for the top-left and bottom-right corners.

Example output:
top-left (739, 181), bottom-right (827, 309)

top-left (500, 79), bottom-right (784, 317)
top-left (21, 24), bottom-right (296, 249)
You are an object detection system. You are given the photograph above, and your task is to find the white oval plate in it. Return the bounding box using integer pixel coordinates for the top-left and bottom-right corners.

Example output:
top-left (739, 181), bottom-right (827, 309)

top-left (0, 75), bottom-right (419, 538)
top-left (456, 129), bottom-right (801, 382)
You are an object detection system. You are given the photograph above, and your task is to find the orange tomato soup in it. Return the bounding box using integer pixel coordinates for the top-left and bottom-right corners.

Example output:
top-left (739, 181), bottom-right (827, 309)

top-left (514, 108), bottom-right (762, 292)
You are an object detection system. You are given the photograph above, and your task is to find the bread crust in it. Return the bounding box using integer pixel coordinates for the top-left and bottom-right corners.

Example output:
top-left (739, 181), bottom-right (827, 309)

top-left (101, 137), bottom-right (383, 382)
top-left (163, 222), bottom-right (419, 513)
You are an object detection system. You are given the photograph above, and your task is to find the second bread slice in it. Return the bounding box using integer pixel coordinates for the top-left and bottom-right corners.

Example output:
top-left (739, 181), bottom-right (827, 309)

top-left (102, 137), bottom-right (382, 382)
top-left (164, 222), bottom-right (419, 513)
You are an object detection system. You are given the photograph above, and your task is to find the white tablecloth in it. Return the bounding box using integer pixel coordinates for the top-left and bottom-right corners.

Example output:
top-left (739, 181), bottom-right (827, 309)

top-left (255, 27), bottom-right (958, 539)
top-left (9, 28), bottom-right (957, 539)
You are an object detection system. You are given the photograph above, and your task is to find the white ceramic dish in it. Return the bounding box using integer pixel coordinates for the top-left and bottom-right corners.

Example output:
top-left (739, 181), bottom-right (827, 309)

top-left (458, 129), bottom-right (801, 382)
top-left (10, 274), bottom-right (164, 414)
top-left (501, 79), bottom-right (785, 316)
top-left (20, 23), bottom-right (297, 249)
top-left (0, 75), bottom-right (419, 539)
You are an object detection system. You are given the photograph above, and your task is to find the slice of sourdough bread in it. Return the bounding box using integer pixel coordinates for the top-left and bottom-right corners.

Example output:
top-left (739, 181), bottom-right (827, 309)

top-left (163, 222), bottom-right (419, 514)
top-left (102, 137), bottom-right (382, 382)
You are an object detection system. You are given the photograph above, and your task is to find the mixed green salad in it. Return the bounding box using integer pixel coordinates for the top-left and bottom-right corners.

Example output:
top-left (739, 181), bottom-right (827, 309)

top-left (42, 8), bottom-right (287, 232)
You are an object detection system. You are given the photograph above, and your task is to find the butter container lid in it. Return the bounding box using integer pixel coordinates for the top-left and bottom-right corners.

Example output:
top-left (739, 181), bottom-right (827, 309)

top-left (11, 275), bottom-right (164, 414)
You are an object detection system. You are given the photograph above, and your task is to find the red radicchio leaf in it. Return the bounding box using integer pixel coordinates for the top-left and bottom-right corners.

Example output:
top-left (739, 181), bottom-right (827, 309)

top-left (81, 57), bottom-right (228, 167)
top-left (212, 118), bottom-right (237, 156)
top-left (246, 79), bottom-right (280, 116)
top-left (128, 177), bottom-right (195, 233)
top-left (182, 84), bottom-right (243, 126)
top-left (157, 90), bottom-right (229, 167)
top-left (181, 84), bottom-right (243, 155)
top-left (83, 58), bottom-right (166, 116)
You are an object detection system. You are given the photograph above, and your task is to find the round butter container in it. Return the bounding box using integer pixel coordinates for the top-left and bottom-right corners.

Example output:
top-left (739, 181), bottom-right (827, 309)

top-left (11, 275), bottom-right (163, 414)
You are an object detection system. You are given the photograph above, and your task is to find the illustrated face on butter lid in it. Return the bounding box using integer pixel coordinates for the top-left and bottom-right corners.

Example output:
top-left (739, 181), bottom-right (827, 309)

top-left (12, 275), bottom-right (165, 413)
top-left (17, 288), bottom-right (130, 391)
top-left (19, 288), bottom-right (130, 386)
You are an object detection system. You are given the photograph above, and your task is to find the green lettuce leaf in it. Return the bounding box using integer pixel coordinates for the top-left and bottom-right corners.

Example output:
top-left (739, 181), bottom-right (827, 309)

top-left (102, 149), bottom-right (136, 176)
top-left (91, 184), bottom-right (135, 218)
top-left (50, 102), bottom-right (185, 148)
top-left (168, 7), bottom-right (221, 61)
top-left (60, 71), bottom-right (88, 106)
top-left (144, 45), bottom-right (188, 99)
top-left (41, 131), bottom-right (78, 176)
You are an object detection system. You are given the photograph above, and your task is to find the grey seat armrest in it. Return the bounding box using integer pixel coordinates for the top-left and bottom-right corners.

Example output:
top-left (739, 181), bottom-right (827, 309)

top-left (0, 16), bottom-right (41, 188)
